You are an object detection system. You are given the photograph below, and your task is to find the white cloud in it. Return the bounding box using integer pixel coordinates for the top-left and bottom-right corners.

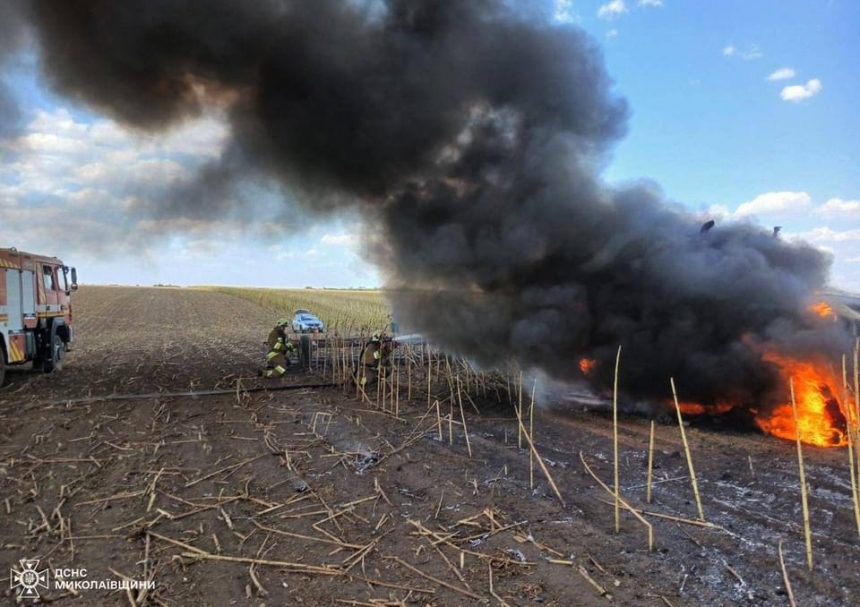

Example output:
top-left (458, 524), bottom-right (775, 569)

top-left (734, 191), bottom-right (811, 217)
top-left (780, 79), bottom-right (822, 102)
top-left (553, 0), bottom-right (579, 23)
top-left (143, 116), bottom-right (229, 157)
top-left (706, 204), bottom-right (731, 218)
top-left (127, 158), bottom-right (188, 184)
top-left (814, 198), bottom-right (860, 216)
top-left (28, 108), bottom-right (87, 137)
top-left (3, 108), bottom-right (227, 192)
top-left (800, 227), bottom-right (860, 242)
top-left (75, 162), bottom-right (108, 181)
top-left (606, 29), bottom-right (619, 39)
top-left (638, 0), bottom-right (663, 6)
top-left (741, 45), bottom-right (763, 60)
top-left (0, 107), bottom-right (236, 258)
top-left (598, 1), bottom-right (627, 20)
top-left (0, 109), bottom-right (378, 288)
top-left (321, 233), bottom-right (359, 246)
top-left (0, 185), bottom-right (18, 207)
top-left (766, 67), bottom-right (795, 81)
top-left (723, 44), bottom-right (763, 60)
top-left (19, 132), bottom-right (88, 155)
top-left (847, 257), bottom-right (860, 263)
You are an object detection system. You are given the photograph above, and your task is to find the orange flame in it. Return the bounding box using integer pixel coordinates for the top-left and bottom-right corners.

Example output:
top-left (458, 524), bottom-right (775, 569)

top-left (579, 358), bottom-right (597, 376)
top-left (754, 351), bottom-right (847, 447)
top-left (809, 301), bottom-right (836, 320)
top-left (676, 401), bottom-right (735, 416)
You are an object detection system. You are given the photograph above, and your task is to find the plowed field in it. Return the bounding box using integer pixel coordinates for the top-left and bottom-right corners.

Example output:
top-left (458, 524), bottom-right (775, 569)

top-left (2, 286), bottom-right (859, 606)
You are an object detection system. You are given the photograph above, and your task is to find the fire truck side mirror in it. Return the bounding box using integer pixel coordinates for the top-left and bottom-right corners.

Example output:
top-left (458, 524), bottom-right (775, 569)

top-left (70, 267), bottom-right (78, 291)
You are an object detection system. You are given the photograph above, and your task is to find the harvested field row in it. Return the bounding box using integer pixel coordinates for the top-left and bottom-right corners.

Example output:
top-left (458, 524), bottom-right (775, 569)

top-left (204, 287), bottom-right (390, 334)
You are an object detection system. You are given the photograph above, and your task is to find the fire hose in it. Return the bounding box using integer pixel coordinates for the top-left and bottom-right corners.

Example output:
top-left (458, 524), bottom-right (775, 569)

top-left (37, 382), bottom-right (339, 407)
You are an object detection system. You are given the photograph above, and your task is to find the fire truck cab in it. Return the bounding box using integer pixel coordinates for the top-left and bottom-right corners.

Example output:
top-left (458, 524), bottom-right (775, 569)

top-left (0, 247), bottom-right (77, 386)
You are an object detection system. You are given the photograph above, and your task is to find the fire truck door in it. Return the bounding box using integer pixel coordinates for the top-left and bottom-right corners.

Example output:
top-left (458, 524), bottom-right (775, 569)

top-left (21, 271), bottom-right (35, 318)
top-left (41, 265), bottom-right (60, 311)
top-left (5, 269), bottom-right (24, 331)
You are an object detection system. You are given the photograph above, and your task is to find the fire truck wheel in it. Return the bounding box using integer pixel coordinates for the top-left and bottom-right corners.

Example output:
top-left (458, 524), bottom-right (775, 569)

top-left (43, 334), bottom-right (65, 373)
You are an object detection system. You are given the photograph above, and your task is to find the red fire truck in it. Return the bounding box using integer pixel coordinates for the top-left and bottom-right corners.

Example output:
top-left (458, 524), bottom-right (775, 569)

top-left (0, 247), bottom-right (77, 386)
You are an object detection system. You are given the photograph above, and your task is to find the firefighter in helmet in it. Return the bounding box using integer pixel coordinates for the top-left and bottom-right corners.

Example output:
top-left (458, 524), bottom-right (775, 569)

top-left (357, 329), bottom-right (392, 388)
top-left (259, 319), bottom-right (295, 378)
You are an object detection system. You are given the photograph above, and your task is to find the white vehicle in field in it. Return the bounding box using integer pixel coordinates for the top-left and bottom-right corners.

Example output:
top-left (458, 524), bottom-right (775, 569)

top-left (291, 309), bottom-right (325, 333)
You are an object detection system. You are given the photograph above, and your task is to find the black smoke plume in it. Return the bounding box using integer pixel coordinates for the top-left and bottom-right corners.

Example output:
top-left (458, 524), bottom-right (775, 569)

top-left (16, 0), bottom-right (852, 407)
top-left (0, 0), bottom-right (28, 139)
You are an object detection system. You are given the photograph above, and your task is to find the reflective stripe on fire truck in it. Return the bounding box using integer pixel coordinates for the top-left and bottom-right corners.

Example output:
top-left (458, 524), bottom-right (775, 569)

top-left (37, 275), bottom-right (45, 304)
top-left (6, 337), bottom-right (25, 362)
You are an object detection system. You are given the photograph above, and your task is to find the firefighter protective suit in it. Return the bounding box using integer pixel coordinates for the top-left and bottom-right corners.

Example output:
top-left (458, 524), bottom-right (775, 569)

top-left (357, 331), bottom-right (392, 388)
top-left (260, 321), bottom-right (295, 378)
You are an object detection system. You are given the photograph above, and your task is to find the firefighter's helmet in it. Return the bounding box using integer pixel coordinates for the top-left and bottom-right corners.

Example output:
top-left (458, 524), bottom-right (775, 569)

top-left (371, 330), bottom-right (383, 342)
top-left (277, 318), bottom-right (291, 327)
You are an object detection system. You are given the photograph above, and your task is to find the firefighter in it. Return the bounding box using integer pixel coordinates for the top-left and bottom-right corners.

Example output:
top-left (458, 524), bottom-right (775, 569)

top-left (357, 330), bottom-right (392, 388)
top-left (259, 319), bottom-right (295, 378)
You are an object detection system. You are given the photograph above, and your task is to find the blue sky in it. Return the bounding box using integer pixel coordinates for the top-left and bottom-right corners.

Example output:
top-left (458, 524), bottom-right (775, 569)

top-left (0, 0), bottom-right (857, 290)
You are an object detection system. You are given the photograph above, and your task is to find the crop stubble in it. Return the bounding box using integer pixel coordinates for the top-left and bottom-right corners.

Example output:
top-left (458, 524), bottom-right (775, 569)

top-left (1, 286), bottom-right (859, 605)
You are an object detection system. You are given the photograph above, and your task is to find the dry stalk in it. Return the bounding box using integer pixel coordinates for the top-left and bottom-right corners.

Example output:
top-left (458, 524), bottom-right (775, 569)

top-left (75, 490), bottom-right (145, 507)
top-left (670, 378), bottom-right (705, 521)
top-left (409, 520), bottom-right (530, 567)
top-left (594, 497), bottom-right (723, 530)
top-left (855, 341), bottom-right (860, 500)
top-left (148, 531), bottom-right (340, 575)
top-left (843, 354), bottom-right (860, 538)
top-left (725, 563), bottom-right (745, 587)
top-left (395, 364), bottom-right (401, 417)
top-left (529, 378), bottom-right (536, 489)
top-left (488, 563), bottom-right (511, 607)
top-left (427, 351), bottom-right (433, 409)
top-left (435, 400), bottom-right (443, 441)
top-left (412, 521), bottom-right (470, 589)
top-left (613, 345), bottom-right (621, 532)
top-left (346, 572), bottom-right (434, 596)
top-left (514, 404), bottom-right (566, 507)
top-left (580, 452), bottom-right (653, 551)
top-left (646, 420), bottom-right (656, 504)
top-left (386, 556), bottom-right (482, 600)
top-left (514, 532), bottom-right (564, 558)
top-left (184, 455), bottom-right (266, 488)
top-left (789, 378), bottom-right (813, 571)
top-left (777, 540), bottom-right (797, 607)
top-left (456, 377), bottom-right (473, 457)
top-left (251, 521), bottom-right (364, 549)
top-left (407, 346), bottom-right (413, 402)
top-left (517, 371), bottom-right (524, 449)
top-left (578, 564), bottom-right (612, 600)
